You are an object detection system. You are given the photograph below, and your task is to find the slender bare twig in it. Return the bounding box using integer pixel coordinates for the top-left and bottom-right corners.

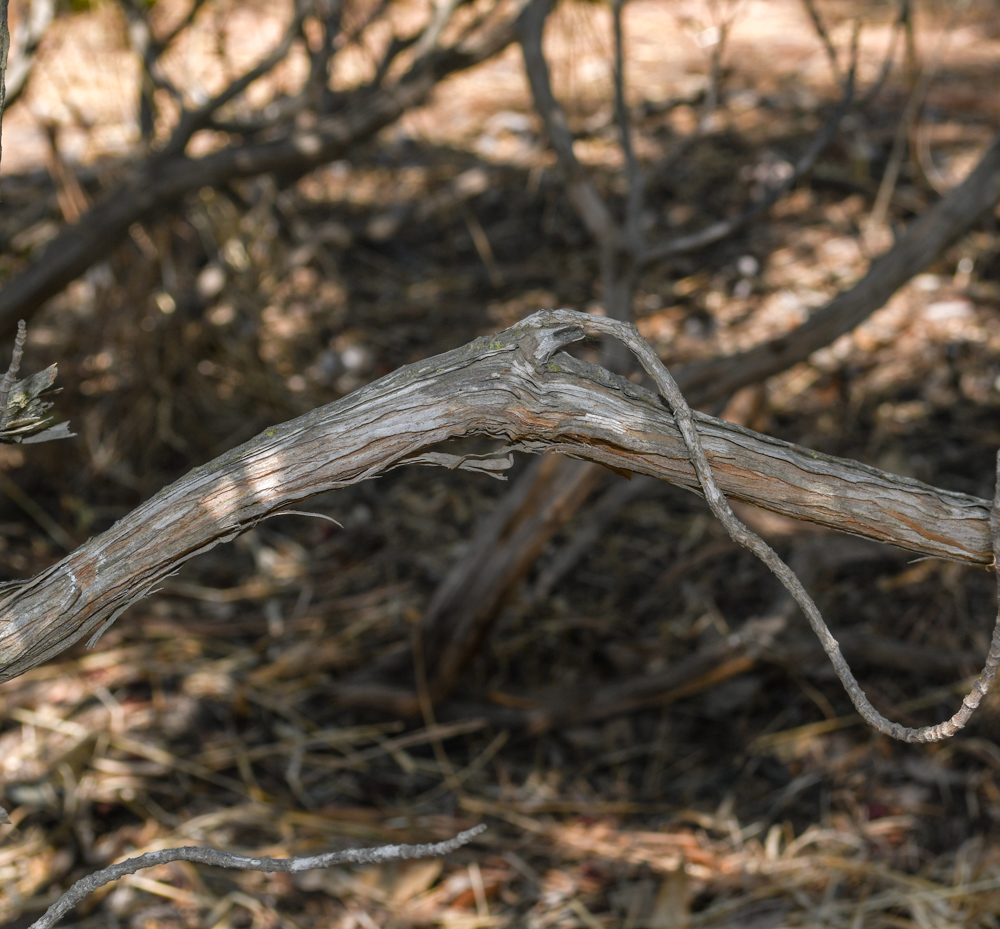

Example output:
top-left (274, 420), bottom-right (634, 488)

top-left (800, 0), bottom-right (841, 82)
top-left (867, 0), bottom-right (971, 237)
top-left (121, 0), bottom-right (187, 113)
top-left (28, 826), bottom-right (486, 929)
top-left (611, 0), bottom-right (642, 255)
top-left (160, 0), bottom-right (211, 53)
top-left (0, 319), bottom-right (27, 430)
top-left (160, 0), bottom-right (316, 158)
top-left (859, 1), bottom-right (905, 108)
top-left (518, 0), bottom-right (616, 250)
top-left (304, 0), bottom-right (342, 93)
top-left (410, 0), bottom-right (466, 62)
top-left (700, 0), bottom-right (745, 118)
top-left (371, 30), bottom-right (421, 87)
top-left (561, 309), bottom-right (1000, 743)
top-left (342, 0), bottom-right (394, 50)
top-left (208, 0), bottom-right (340, 135)
top-left (640, 36), bottom-right (857, 266)
top-left (0, 0), bottom-right (9, 174)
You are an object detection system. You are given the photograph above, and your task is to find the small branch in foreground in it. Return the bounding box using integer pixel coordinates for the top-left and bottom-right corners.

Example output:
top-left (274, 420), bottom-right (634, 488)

top-left (558, 310), bottom-right (1000, 743)
top-left (0, 318), bottom-right (26, 429)
top-left (0, 320), bottom-right (72, 444)
top-left (28, 825), bottom-right (486, 929)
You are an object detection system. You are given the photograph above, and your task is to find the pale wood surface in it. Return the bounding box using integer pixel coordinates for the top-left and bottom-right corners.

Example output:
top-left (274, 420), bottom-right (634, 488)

top-left (0, 309), bottom-right (990, 683)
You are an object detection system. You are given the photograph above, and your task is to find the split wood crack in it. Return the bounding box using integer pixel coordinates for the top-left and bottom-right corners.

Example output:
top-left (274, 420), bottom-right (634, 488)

top-left (0, 309), bottom-right (997, 741)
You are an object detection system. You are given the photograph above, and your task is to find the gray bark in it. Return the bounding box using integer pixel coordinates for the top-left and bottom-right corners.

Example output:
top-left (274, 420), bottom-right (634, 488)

top-left (0, 309), bottom-right (990, 684)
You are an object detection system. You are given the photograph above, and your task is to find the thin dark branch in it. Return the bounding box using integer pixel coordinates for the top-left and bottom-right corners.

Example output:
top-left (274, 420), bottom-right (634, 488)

top-left (859, 1), bottom-right (905, 108)
top-left (799, 0), bottom-right (840, 82)
top-left (868, 0), bottom-right (969, 233)
top-left (303, 0), bottom-right (342, 91)
top-left (518, 0), bottom-right (617, 250)
top-left (611, 0), bottom-right (642, 255)
top-left (566, 310), bottom-right (1000, 743)
top-left (342, 0), bottom-right (393, 49)
top-left (160, 0), bottom-right (211, 52)
top-left (159, 0), bottom-right (315, 159)
top-left (0, 0), bottom-right (9, 174)
top-left (450, 0), bottom-right (511, 48)
top-left (677, 129), bottom-right (1000, 404)
top-left (383, 0), bottom-right (482, 86)
top-left (28, 826), bottom-right (486, 929)
top-left (122, 0), bottom-right (184, 101)
top-left (371, 30), bottom-right (421, 87)
top-left (207, 91), bottom-right (314, 136)
top-left (409, 0), bottom-right (466, 62)
top-left (640, 49), bottom-right (856, 266)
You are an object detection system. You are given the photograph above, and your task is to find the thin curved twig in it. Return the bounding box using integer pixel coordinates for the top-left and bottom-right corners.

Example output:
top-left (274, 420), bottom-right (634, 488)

top-left (518, 0), bottom-right (616, 250)
top-left (799, 0), bottom-right (840, 83)
top-left (563, 309), bottom-right (1000, 743)
top-left (866, 0), bottom-right (971, 237)
top-left (28, 826), bottom-right (486, 929)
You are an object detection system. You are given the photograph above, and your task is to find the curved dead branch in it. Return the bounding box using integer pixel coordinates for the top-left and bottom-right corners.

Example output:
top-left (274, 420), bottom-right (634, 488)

top-left (29, 826), bottom-right (486, 929)
top-left (0, 309), bottom-right (992, 686)
top-left (574, 310), bottom-right (1000, 742)
top-left (677, 130), bottom-right (1000, 406)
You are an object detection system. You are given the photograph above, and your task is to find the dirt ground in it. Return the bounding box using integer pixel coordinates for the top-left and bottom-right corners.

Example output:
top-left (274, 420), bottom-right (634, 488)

top-left (3, 0), bottom-right (1000, 926)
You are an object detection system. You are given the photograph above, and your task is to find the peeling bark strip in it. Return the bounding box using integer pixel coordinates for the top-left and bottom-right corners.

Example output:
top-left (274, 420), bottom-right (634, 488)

top-left (0, 309), bottom-right (992, 684)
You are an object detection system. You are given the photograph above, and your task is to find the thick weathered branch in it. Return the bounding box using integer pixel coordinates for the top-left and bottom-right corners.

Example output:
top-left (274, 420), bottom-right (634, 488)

top-left (0, 309), bottom-right (991, 684)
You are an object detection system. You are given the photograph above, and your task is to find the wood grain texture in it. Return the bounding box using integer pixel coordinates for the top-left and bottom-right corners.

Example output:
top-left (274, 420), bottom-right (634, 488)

top-left (0, 309), bottom-right (991, 683)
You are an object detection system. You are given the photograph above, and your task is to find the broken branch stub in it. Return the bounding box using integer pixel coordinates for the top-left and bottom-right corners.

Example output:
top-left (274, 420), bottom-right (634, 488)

top-left (0, 320), bottom-right (72, 444)
top-left (0, 311), bottom-right (993, 717)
